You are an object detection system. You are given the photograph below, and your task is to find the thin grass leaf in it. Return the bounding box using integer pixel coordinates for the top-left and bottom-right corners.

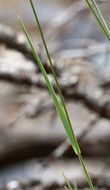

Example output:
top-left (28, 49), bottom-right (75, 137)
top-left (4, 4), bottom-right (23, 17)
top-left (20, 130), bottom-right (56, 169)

top-left (29, 0), bottom-right (62, 100)
top-left (85, 0), bottom-right (110, 41)
top-left (18, 16), bottom-right (80, 155)
top-left (84, 3), bottom-right (110, 186)
top-left (18, 3), bottom-right (95, 189)
top-left (29, 0), bottom-right (80, 157)
top-left (78, 154), bottom-right (94, 190)
top-left (62, 172), bottom-right (74, 190)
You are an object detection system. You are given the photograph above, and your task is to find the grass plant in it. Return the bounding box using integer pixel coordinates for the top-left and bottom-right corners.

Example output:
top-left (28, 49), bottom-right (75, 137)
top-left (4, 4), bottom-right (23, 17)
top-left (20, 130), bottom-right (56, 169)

top-left (85, 0), bottom-right (110, 41)
top-left (18, 0), bottom-right (110, 189)
top-left (62, 172), bottom-right (77, 190)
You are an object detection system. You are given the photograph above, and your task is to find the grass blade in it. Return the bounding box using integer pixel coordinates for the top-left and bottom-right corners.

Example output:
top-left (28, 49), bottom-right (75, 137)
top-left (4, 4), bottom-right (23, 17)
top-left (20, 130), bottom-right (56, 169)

top-left (29, 0), bottom-right (80, 157)
top-left (18, 16), bottom-right (80, 155)
top-left (85, 0), bottom-right (110, 41)
top-left (78, 154), bottom-right (94, 190)
top-left (62, 172), bottom-right (74, 190)
top-left (18, 2), bottom-right (95, 188)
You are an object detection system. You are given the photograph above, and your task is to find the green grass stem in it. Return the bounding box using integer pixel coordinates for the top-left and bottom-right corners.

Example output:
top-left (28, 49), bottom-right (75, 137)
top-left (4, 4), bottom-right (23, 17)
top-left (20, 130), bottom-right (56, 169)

top-left (29, 0), bottom-right (81, 158)
top-left (85, 0), bottom-right (110, 41)
top-left (17, 0), bottom-right (98, 188)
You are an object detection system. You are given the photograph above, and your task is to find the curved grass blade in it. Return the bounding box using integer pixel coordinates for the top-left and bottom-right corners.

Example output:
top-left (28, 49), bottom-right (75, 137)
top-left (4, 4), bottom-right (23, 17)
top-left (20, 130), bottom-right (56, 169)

top-left (18, 16), bottom-right (80, 155)
top-left (62, 172), bottom-right (75, 190)
top-left (18, 12), bottom-right (94, 190)
top-left (29, 0), bottom-right (80, 157)
top-left (85, 0), bottom-right (110, 41)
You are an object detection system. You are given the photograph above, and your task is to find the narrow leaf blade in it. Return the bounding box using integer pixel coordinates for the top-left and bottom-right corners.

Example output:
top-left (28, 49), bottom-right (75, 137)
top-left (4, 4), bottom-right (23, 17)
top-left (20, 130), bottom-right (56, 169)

top-left (18, 16), bottom-right (80, 155)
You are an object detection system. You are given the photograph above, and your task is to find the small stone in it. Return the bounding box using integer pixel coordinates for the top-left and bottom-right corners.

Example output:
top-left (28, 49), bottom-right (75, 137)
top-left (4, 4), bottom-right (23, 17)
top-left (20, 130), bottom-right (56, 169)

top-left (5, 180), bottom-right (22, 190)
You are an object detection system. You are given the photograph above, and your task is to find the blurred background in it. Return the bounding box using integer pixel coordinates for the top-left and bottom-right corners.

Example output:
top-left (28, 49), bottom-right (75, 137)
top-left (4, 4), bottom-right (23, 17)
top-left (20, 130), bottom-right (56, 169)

top-left (0, 0), bottom-right (110, 189)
